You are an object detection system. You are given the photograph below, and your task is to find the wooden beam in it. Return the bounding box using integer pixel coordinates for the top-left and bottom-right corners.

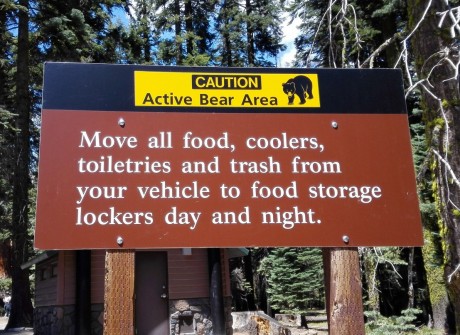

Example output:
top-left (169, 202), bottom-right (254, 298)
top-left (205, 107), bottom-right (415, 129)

top-left (103, 250), bottom-right (135, 335)
top-left (323, 248), bottom-right (365, 335)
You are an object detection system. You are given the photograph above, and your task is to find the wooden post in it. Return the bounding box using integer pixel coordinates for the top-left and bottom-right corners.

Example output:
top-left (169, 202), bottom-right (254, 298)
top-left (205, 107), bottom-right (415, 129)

top-left (103, 250), bottom-right (135, 335)
top-left (323, 248), bottom-right (365, 335)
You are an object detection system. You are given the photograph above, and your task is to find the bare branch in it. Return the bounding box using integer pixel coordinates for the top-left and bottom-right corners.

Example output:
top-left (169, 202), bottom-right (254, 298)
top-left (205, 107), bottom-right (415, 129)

top-left (437, 6), bottom-right (460, 37)
top-left (433, 149), bottom-right (460, 188)
top-left (362, 33), bottom-right (400, 69)
top-left (405, 0), bottom-right (433, 41)
top-left (448, 263), bottom-right (460, 283)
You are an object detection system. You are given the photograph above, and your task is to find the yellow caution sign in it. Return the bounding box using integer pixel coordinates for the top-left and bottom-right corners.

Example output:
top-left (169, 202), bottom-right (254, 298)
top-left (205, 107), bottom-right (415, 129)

top-left (134, 71), bottom-right (320, 108)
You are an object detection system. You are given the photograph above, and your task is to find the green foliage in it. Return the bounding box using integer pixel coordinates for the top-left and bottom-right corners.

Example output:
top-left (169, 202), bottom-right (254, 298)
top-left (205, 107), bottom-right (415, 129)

top-left (215, 0), bottom-right (284, 66)
top-left (0, 109), bottom-right (16, 237)
top-left (0, 278), bottom-right (12, 294)
top-left (366, 309), bottom-right (440, 335)
top-left (35, 0), bottom-right (125, 62)
top-left (259, 248), bottom-right (324, 313)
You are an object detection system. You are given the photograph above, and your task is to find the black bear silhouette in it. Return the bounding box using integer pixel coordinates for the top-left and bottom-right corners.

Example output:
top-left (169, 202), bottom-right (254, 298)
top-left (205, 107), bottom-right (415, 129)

top-left (282, 76), bottom-right (313, 105)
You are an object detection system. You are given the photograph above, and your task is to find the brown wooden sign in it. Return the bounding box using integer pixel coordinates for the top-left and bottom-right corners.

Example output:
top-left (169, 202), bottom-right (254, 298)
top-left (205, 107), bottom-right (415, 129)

top-left (35, 63), bottom-right (422, 249)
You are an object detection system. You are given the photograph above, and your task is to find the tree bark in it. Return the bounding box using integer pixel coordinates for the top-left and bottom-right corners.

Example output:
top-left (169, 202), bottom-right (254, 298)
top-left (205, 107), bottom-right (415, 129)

top-left (208, 248), bottom-right (226, 335)
top-left (245, 0), bottom-right (255, 66)
top-left (361, 248), bottom-right (380, 312)
top-left (184, 0), bottom-right (193, 55)
top-left (103, 250), bottom-right (135, 335)
top-left (323, 248), bottom-right (365, 335)
top-left (407, 0), bottom-right (460, 333)
top-left (174, 0), bottom-right (183, 65)
top-left (7, 0), bottom-right (34, 328)
top-left (407, 247), bottom-right (415, 309)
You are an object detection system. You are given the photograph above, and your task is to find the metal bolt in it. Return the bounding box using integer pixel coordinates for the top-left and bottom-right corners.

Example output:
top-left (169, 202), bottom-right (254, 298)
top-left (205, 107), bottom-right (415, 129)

top-left (118, 118), bottom-right (126, 128)
top-left (331, 121), bottom-right (338, 129)
top-left (342, 235), bottom-right (350, 244)
top-left (116, 236), bottom-right (124, 246)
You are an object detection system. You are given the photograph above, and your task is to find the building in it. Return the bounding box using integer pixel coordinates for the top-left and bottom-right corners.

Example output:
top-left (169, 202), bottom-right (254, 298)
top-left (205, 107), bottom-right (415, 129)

top-left (24, 248), bottom-right (247, 335)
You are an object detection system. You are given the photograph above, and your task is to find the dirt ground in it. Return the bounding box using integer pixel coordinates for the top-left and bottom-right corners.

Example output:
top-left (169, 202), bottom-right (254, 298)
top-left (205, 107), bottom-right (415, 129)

top-left (231, 311), bottom-right (329, 335)
top-left (287, 326), bottom-right (328, 335)
top-left (233, 319), bottom-right (329, 335)
top-left (279, 323), bottom-right (328, 335)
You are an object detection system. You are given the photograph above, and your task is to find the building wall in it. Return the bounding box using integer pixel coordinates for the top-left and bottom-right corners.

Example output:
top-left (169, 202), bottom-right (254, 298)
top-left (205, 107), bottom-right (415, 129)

top-left (91, 250), bottom-right (105, 304)
top-left (34, 248), bottom-right (233, 334)
top-left (168, 248), bottom-right (210, 299)
top-left (59, 250), bottom-right (76, 306)
top-left (34, 255), bottom-right (58, 307)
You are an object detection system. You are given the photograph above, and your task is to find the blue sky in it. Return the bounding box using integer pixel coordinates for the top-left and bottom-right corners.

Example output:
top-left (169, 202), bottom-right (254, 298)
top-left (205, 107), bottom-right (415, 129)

top-left (278, 16), bottom-right (301, 67)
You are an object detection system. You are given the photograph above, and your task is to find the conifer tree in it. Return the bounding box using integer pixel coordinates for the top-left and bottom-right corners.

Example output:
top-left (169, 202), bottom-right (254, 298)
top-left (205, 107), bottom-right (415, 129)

top-left (152, 0), bottom-right (215, 65)
top-left (8, 0), bottom-right (34, 327)
top-left (260, 248), bottom-right (324, 326)
top-left (216, 0), bottom-right (284, 67)
top-left (0, 0), bottom-right (15, 281)
top-left (35, 0), bottom-right (126, 62)
top-left (216, 0), bottom-right (246, 66)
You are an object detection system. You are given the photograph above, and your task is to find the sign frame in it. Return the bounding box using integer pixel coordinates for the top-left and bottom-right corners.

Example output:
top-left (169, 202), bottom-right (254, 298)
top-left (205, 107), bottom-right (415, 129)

top-left (35, 63), bottom-right (422, 250)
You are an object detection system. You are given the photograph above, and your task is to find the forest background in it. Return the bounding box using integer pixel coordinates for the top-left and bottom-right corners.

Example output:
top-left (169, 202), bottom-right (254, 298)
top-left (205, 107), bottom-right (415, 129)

top-left (1, 0), bottom-right (460, 334)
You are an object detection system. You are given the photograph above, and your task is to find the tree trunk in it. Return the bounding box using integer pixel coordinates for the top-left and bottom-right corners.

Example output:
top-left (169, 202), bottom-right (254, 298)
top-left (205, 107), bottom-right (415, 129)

top-left (103, 250), bottom-right (135, 335)
top-left (208, 248), bottom-right (226, 335)
top-left (221, 0), bottom-right (233, 67)
top-left (361, 248), bottom-right (380, 312)
top-left (174, 0), bottom-right (183, 65)
top-left (184, 0), bottom-right (193, 55)
top-left (7, 0), bottom-right (34, 328)
top-left (323, 248), bottom-right (365, 335)
top-left (0, 7), bottom-right (9, 106)
top-left (407, 248), bottom-right (415, 309)
top-left (245, 0), bottom-right (255, 66)
top-left (407, 0), bottom-right (460, 333)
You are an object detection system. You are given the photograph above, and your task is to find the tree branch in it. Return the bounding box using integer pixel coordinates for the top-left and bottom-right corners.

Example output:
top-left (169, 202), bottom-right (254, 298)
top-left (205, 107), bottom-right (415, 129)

top-left (361, 33), bottom-right (401, 68)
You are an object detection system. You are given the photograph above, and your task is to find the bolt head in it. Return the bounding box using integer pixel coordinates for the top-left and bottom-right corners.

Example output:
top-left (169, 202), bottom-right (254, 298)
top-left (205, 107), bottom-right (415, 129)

top-left (116, 236), bottom-right (124, 245)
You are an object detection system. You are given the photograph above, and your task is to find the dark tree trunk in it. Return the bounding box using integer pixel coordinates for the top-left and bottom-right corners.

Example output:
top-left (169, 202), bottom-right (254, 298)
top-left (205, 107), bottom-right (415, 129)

top-left (174, 0), bottom-right (183, 64)
top-left (208, 248), bottom-right (226, 335)
top-left (7, 0), bottom-right (34, 328)
top-left (75, 250), bottom-right (91, 335)
top-left (245, 0), bottom-right (255, 66)
top-left (407, 248), bottom-right (415, 309)
top-left (184, 0), bottom-right (193, 55)
top-left (243, 252), bottom-right (256, 310)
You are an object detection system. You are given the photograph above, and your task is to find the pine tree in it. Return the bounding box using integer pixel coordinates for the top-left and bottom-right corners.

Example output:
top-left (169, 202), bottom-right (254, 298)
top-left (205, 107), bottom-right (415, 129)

top-left (215, 0), bottom-right (246, 66)
top-left (245, 0), bottom-right (285, 66)
top-left (152, 0), bottom-right (215, 65)
top-left (123, 0), bottom-right (156, 64)
top-left (35, 0), bottom-right (126, 62)
top-left (260, 248), bottom-right (324, 326)
top-left (8, 0), bottom-right (34, 327)
top-left (216, 0), bottom-right (284, 67)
